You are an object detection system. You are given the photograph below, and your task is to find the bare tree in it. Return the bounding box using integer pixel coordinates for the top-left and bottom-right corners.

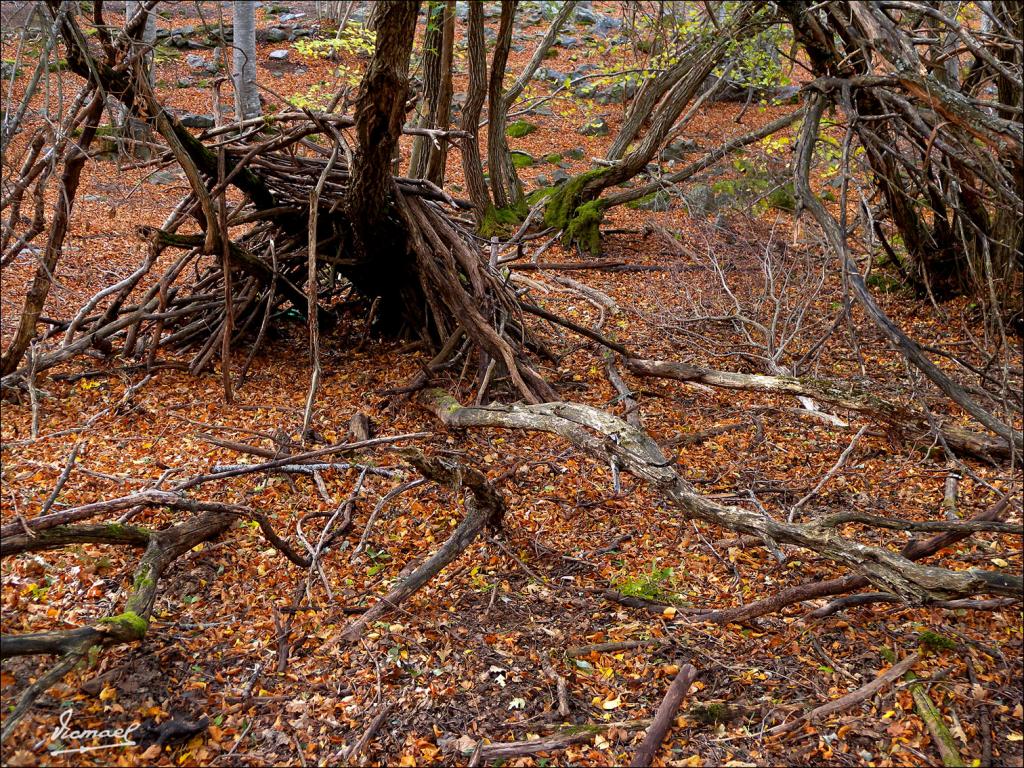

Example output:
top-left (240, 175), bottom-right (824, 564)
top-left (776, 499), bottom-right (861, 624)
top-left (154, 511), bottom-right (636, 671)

top-left (232, 0), bottom-right (261, 121)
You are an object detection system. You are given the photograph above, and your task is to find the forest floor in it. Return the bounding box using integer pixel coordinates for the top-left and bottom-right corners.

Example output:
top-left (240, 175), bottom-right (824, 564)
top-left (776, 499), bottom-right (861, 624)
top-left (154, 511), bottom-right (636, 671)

top-left (1, 3), bottom-right (1021, 767)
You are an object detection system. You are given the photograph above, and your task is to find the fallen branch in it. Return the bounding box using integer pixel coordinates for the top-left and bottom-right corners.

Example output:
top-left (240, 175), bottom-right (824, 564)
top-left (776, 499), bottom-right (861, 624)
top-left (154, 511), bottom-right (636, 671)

top-left (630, 664), bottom-right (699, 767)
top-left (327, 449), bottom-right (505, 645)
top-left (625, 357), bottom-right (1012, 460)
top-left (906, 669), bottom-right (966, 767)
top-left (771, 652), bottom-right (920, 734)
top-left (418, 391), bottom-right (1021, 609)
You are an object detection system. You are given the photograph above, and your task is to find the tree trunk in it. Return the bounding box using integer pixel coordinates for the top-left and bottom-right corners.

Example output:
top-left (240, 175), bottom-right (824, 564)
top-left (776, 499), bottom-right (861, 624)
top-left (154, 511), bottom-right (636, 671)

top-left (486, 1), bottom-right (522, 210)
top-left (460, 1), bottom-right (492, 218)
top-left (344, 0), bottom-right (423, 331)
top-left (232, 1), bottom-right (261, 121)
top-left (408, 1), bottom-right (453, 183)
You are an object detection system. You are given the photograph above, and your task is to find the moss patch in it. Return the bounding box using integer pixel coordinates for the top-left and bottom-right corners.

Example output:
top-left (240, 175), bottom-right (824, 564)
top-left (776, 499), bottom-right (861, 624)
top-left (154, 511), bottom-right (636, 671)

top-left (511, 151), bottom-right (535, 169)
top-left (506, 120), bottom-right (538, 138)
top-left (99, 611), bottom-right (149, 639)
top-left (479, 202), bottom-right (528, 238)
top-left (543, 168), bottom-right (609, 254)
top-left (544, 153), bottom-right (563, 164)
top-left (765, 182), bottom-right (797, 211)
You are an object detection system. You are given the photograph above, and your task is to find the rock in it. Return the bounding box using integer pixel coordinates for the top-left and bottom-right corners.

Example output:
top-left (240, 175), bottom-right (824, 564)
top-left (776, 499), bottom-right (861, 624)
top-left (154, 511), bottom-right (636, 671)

top-left (179, 113), bottom-right (215, 129)
top-left (185, 54), bottom-right (207, 71)
top-left (269, 49), bottom-right (289, 60)
top-left (557, 35), bottom-right (578, 49)
top-left (534, 174), bottom-right (550, 186)
top-left (167, 25), bottom-right (196, 38)
top-left (578, 117), bottom-right (608, 136)
top-left (290, 27), bottom-right (312, 39)
top-left (147, 169), bottom-right (182, 186)
top-left (575, 5), bottom-right (600, 24)
top-left (506, 120), bottom-right (538, 138)
top-left (511, 43), bottom-right (525, 53)
top-left (176, 77), bottom-right (193, 88)
top-left (511, 151), bottom-right (535, 169)
top-left (278, 12), bottom-right (305, 22)
top-left (684, 184), bottom-right (718, 215)
top-left (660, 138), bottom-right (697, 162)
top-left (167, 35), bottom-right (189, 48)
top-left (535, 67), bottom-right (569, 84)
top-left (564, 147), bottom-right (586, 160)
top-left (591, 14), bottom-right (622, 38)
top-left (1, 61), bottom-right (19, 80)
top-left (593, 77), bottom-right (638, 105)
top-left (456, 1), bottom-right (469, 19)
top-left (266, 27), bottom-right (288, 42)
top-left (552, 169), bottom-right (571, 185)
top-left (526, 106), bottom-right (554, 117)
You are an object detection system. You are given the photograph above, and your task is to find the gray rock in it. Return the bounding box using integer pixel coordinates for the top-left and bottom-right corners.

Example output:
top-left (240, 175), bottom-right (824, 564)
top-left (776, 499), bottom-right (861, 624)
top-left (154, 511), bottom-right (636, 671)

top-left (176, 77), bottom-right (193, 88)
top-left (147, 169), bottom-right (182, 186)
top-left (185, 54), bottom-right (207, 71)
top-left (167, 25), bottom-right (196, 38)
top-left (167, 35), bottom-right (189, 48)
top-left (683, 184), bottom-right (718, 215)
top-left (456, 1), bottom-right (469, 19)
top-left (278, 12), bottom-right (305, 22)
top-left (526, 105), bottom-right (554, 116)
top-left (535, 67), bottom-right (569, 84)
top-left (534, 174), bottom-right (550, 186)
top-left (179, 113), bottom-right (215, 129)
top-left (578, 117), bottom-right (608, 136)
top-left (269, 49), bottom-right (289, 60)
top-left (557, 35), bottom-right (578, 48)
top-left (564, 147), bottom-right (586, 160)
top-left (1, 60), bottom-right (19, 80)
top-left (552, 169), bottom-right (571, 185)
top-left (266, 27), bottom-right (288, 42)
top-left (660, 138), bottom-right (697, 162)
top-left (591, 14), bottom-right (622, 38)
top-left (290, 27), bottom-right (312, 39)
top-left (575, 6), bottom-right (600, 24)
top-left (593, 78), bottom-right (638, 105)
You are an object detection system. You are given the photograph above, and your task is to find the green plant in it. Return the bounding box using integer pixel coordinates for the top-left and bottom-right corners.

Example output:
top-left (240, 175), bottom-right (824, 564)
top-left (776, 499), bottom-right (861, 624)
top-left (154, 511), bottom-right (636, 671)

top-left (294, 23), bottom-right (376, 60)
top-left (613, 562), bottom-right (678, 602)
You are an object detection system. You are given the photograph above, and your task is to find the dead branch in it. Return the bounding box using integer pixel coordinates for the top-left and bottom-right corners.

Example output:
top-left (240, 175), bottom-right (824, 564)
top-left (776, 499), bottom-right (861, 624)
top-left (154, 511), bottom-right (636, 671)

top-left (630, 664), bottom-right (699, 767)
top-left (418, 390), bottom-right (1021, 608)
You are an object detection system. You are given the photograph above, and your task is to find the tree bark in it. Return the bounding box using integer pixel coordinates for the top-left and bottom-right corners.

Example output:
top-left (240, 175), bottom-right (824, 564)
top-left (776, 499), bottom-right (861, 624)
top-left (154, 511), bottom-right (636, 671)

top-left (232, 0), bottom-right (261, 121)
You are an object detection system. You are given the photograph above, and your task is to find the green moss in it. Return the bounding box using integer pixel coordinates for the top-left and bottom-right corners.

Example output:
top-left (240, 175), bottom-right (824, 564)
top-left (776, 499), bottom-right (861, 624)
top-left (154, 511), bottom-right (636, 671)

top-left (879, 645), bottom-right (897, 664)
top-left (99, 611), bottom-right (148, 639)
top-left (506, 120), bottom-right (538, 138)
top-left (544, 153), bottom-right (563, 164)
top-left (689, 702), bottom-right (731, 724)
top-left (479, 202), bottom-right (528, 237)
top-left (511, 151), bottom-right (535, 169)
top-left (918, 630), bottom-right (956, 652)
top-left (765, 182), bottom-right (797, 211)
top-left (543, 168), bottom-right (609, 254)
top-left (526, 186), bottom-right (555, 206)
top-left (132, 563), bottom-right (155, 592)
top-left (866, 272), bottom-right (902, 294)
top-left (564, 199), bottom-right (607, 255)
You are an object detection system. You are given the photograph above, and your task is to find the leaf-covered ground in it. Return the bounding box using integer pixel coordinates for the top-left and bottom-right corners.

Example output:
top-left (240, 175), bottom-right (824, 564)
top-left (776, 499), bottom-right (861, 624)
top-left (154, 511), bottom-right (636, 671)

top-left (1, 3), bottom-right (1021, 766)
